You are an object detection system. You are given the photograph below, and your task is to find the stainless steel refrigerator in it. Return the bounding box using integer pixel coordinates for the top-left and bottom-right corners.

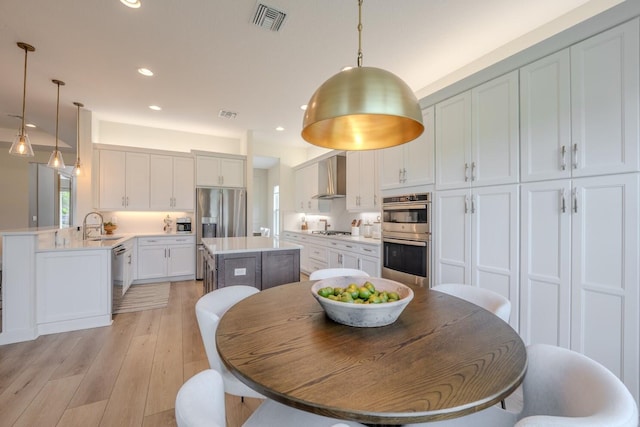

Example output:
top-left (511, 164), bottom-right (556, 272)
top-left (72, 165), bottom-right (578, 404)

top-left (196, 187), bottom-right (247, 279)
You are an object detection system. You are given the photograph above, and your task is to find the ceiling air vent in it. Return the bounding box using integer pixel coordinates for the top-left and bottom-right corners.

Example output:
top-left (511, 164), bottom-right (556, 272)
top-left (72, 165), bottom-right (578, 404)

top-left (218, 110), bottom-right (238, 119)
top-left (252, 3), bottom-right (287, 32)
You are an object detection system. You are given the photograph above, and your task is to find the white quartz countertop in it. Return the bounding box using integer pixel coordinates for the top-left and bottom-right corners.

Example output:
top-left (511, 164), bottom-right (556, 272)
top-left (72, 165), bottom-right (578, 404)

top-left (202, 236), bottom-right (302, 255)
top-left (283, 230), bottom-right (381, 246)
top-left (33, 232), bottom-right (195, 252)
top-left (36, 234), bottom-right (135, 252)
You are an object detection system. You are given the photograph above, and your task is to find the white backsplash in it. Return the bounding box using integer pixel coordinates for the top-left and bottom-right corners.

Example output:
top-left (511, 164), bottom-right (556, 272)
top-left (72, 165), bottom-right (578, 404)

top-left (100, 211), bottom-right (193, 234)
top-left (285, 198), bottom-right (380, 235)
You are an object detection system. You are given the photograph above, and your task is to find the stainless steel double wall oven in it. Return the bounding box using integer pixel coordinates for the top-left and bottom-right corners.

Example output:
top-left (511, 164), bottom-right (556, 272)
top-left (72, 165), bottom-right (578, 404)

top-left (381, 193), bottom-right (431, 288)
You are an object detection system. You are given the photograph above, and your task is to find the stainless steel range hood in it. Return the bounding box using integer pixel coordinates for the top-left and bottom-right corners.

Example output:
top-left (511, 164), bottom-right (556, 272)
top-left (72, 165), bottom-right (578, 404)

top-left (312, 155), bottom-right (346, 199)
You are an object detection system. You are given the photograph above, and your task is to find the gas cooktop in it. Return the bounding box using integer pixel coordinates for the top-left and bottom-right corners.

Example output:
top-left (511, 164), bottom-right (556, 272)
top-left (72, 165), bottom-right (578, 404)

top-left (311, 230), bottom-right (352, 236)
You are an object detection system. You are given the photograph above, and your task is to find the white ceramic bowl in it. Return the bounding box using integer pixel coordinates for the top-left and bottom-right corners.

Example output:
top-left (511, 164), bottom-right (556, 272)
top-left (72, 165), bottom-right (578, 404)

top-left (311, 277), bottom-right (414, 327)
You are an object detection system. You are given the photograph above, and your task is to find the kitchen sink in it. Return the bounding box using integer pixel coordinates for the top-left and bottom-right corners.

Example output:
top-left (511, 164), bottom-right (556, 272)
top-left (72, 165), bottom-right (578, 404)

top-left (88, 235), bottom-right (124, 241)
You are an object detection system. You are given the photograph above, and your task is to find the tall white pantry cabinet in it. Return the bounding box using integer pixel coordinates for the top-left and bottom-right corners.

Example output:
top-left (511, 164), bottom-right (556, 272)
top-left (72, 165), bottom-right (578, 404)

top-left (518, 18), bottom-right (639, 400)
top-left (433, 17), bottom-right (640, 401)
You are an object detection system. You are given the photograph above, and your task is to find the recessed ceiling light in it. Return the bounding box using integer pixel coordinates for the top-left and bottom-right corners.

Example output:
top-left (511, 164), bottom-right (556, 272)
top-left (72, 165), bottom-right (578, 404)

top-left (120, 0), bottom-right (141, 8)
top-left (276, 126), bottom-right (284, 131)
top-left (300, 105), bottom-right (307, 111)
top-left (25, 123), bottom-right (36, 128)
top-left (138, 68), bottom-right (153, 76)
top-left (149, 105), bottom-right (162, 111)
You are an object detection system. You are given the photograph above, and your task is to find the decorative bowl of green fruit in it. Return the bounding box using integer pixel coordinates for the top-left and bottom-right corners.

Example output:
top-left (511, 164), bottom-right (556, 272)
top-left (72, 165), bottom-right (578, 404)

top-left (311, 276), bottom-right (413, 327)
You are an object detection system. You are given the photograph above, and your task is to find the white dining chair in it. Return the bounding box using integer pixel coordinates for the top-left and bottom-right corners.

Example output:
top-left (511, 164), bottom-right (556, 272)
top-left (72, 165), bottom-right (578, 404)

top-left (195, 285), bottom-right (265, 399)
top-left (431, 283), bottom-right (511, 323)
top-left (175, 369), bottom-right (368, 427)
top-left (309, 268), bottom-right (370, 280)
top-left (403, 405), bottom-right (517, 427)
top-left (514, 344), bottom-right (638, 427)
top-left (195, 287), bottom-right (368, 427)
top-left (175, 369), bottom-right (226, 427)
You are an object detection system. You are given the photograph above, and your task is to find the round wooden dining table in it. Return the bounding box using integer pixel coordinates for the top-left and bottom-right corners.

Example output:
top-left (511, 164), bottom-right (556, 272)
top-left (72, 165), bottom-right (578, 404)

top-left (216, 281), bottom-right (527, 425)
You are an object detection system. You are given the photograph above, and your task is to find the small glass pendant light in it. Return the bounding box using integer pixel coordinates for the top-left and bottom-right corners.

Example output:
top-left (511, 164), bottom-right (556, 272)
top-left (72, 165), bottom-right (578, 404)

top-left (72, 101), bottom-right (84, 176)
top-left (47, 79), bottom-right (66, 170)
top-left (9, 42), bottom-right (36, 157)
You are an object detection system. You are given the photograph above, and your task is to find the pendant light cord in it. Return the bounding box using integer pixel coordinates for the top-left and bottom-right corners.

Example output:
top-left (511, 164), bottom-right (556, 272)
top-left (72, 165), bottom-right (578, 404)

top-left (76, 104), bottom-right (80, 162)
top-left (357, 0), bottom-right (363, 67)
top-left (20, 46), bottom-right (28, 136)
top-left (55, 82), bottom-right (60, 152)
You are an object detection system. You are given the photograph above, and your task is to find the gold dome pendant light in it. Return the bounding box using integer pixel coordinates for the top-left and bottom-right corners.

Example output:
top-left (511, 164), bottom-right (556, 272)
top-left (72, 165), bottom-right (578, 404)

top-left (72, 101), bottom-right (84, 176)
top-left (9, 42), bottom-right (36, 157)
top-left (47, 79), bottom-right (66, 170)
top-left (301, 0), bottom-right (424, 151)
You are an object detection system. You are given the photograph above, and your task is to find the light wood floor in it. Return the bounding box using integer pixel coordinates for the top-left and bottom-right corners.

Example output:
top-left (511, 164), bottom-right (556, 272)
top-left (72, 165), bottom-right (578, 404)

top-left (0, 275), bottom-right (521, 427)
top-left (0, 280), bottom-right (261, 427)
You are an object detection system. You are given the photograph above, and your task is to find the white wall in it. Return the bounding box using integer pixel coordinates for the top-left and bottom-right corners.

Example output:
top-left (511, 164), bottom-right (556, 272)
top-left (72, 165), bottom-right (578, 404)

top-left (252, 168), bottom-right (268, 234)
top-left (97, 121), bottom-right (245, 155)
top-left (0, 145), bottom-right (56, 230)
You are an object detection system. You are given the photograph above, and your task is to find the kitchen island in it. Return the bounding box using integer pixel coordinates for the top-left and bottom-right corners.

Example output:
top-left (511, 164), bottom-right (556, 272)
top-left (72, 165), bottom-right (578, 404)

top-left (201, 236), bottom-right (301, 292)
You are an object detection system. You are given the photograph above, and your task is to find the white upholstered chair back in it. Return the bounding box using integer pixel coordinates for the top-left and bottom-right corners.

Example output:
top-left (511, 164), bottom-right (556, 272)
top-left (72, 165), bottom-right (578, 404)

top-left (175, 369), bottom-right (225, 427)
top-left (516, 344), bottom-right (638, 426)
top-left (432, 283), bottom-right (511, 323)
top-left (309, 268), bottom-right (370, 280)
top-left (195, 285), bottom-right (264, 399)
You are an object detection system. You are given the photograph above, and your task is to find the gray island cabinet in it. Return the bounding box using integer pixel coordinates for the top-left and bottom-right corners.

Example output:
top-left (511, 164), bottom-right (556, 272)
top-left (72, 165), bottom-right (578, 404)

top-left (202, 237), bottom-right (301, 292)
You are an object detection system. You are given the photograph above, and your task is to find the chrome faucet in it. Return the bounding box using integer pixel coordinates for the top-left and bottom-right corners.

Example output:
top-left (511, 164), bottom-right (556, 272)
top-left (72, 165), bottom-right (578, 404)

top-left (319, 219), bottom-right (328, 231)
top-left (83, 211), bottom-right (104, 240)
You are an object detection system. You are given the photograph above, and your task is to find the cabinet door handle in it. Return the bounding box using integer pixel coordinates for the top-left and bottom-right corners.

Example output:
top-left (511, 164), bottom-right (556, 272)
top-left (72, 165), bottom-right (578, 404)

top-left (398, 168), bottom-right (403, 183)
top-left (464, 196), bottom-right (469, 214)
top-left (402, 168), bottom-right (407, 183)
top-left (572, 143), bottom-right (578, 169)
top-left (464, 163), bottom-right (469, 182)
top-left (471, 162), bottom-right (476, 181)
top-left (561, 145), bottom-right (567, 171)
top-left (471, 196), bottom-right (476, 214)
top-left (126, 196), bottom-right (129, 207)
top-left (122, 196), bottom-right (125, 207)
top-left (572, 187), bottom-right (578, 213)
top-left (168, 248), bottom-right (171, 257)
top-left (561, 189), bottom-right (566, 213)
top-left (374, 194), bottom-right (377, 206)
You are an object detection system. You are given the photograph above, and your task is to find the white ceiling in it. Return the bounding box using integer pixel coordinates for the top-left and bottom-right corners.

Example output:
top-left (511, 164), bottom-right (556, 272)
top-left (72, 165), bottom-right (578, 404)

top-left (0, 0), bottom-right (623, 153)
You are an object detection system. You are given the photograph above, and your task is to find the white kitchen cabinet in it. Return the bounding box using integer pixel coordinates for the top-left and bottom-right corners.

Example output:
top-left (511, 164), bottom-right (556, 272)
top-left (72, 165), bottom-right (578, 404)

top-left (379, 106), bottom-right (434, 190)
top-left (521, 19), bottom-right (639, 182)
top-left (98, 150), bottom-right (150, 210)
top-left (570, 19), bottom-right (639, 178)
top-left (435, 72), bottom-right (519, 190)
top-left (520, 173), bottom-right (639, 400)
top-left (294, 163), bottom-right (329, 213)
top-left (325, 239), bottom-right (380, 277)
top-left (36, 249), bottom-right (111, 335)
top-left (434, 184), bottom-right (519, 328)
top-left (137, 235), bottom-right (195, 281)
top-left (520, 180), bottom-right (572, 348)
top-left (346, 151), bottom-right (378, 211)
top-left (570, 173), bottom-right (638, 398)
top-left (281, 232), bottom-right (310, 273)
top-left (150, 155), bottom-right (194, 211)
top-left (195, 155), bottom-right (245, 188)
top-left (520, 49), bottom-right (572, 182)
